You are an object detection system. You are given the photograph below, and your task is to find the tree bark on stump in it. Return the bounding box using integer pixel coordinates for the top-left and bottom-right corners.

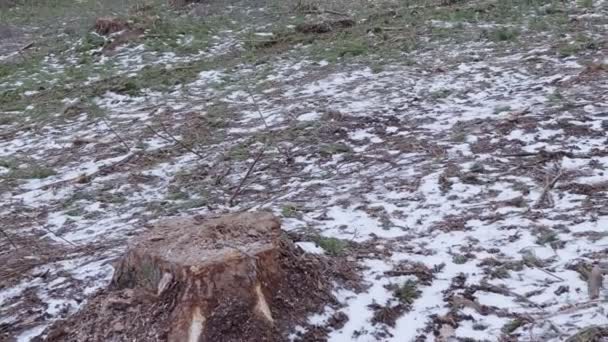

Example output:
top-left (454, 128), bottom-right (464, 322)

top-left (111, 212), bottom-right (284, 342)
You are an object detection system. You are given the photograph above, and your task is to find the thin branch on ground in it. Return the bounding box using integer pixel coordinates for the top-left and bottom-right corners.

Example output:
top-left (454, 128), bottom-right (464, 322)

top-left (244, 83), bottom-right (270, 130)
top-left (533, 164), bottom-right (563, 209)
top-left (244, 83), bottom-right (295, 163)
top-left (480, 281), bottom-right (544, 310)
top-left (99, 116), bottom-right (131, 152)
top-left (228, 145), bottom-right (267, 207)
top-left (146, 121), bottom-right (207, 160)
top-left (536, 266), bottom-right (565, 282)
top-left (39, 225), bottom-right (77, 247)
top-left (1, 227), bottom-right (18, 249)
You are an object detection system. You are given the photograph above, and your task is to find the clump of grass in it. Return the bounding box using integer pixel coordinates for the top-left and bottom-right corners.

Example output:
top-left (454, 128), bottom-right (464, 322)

top-left (76, 32), bottom-right (106, 53)
top-left (502, 319), bottom-right (524, 334)
top-left (469, 162), bottom-right (485, 173)
top-left (473, 323), bottom-right (488, 331)
top-left (494, 105), bottom-right (512, 114)
top-left (65, 207), bottom-right (86, 217)
top-left (535, 229), bottom-right (559, 246)
top-left (226, 143), bottom-right (251, 161)
top-left (490, 266), bottom-right (511, 279)
top-left (394, 280), bottom-right (421, 305)
top-left (177, 198), bottom-right (207, 210)
top-left (452, 254), bottom-right (470, 264)
top-left (488, 27), bottom-right (519, 42)
top-left (0, 159), bottom-right (19, 169)
top-left (314, 236), bottom-right (347, 256)
top-left (141, 7), bottom-right (224, 55)
top-left (281, 204), bottom-right (300, 218)
top-left (558, 43), bottom-right (583, 57)
top-left (6, 165), bottom-right (56, 179)
top-left (451, 130), bottom-right (468, 143)
top-left (430, 89), bottom-right (452, 99)
top-left (578, 0), bottom-right (594, 8)
top-left (314, 37), bottom-right (369, 62)
top-left (548, 90), bottom-right (564, 103)
top-left (521, 251), bottom-right (547, 268)
top-left (557, 35), bottom-right (598, 57)
top-left (319, 143), bottom-right (352, 156)
top-left (166, 189), bottom-right (190, 201)
top-left (371, 63), bottom-right (384, 74)
top-left (0, 63), bottom-right (13, 78)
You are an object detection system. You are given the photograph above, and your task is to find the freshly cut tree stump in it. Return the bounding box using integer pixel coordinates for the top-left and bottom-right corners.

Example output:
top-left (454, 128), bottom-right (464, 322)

top-left (112, 212), bottom-right (285, 341)
top-left (44, 211), bottom-right (342, 342)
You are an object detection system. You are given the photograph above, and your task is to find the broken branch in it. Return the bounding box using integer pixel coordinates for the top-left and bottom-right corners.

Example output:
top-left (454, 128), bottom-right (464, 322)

top-left (99, 116), bottom-right (131, 152)
top-left (146, 121), bottom-right (206, 160)
top-left (533, 165), bottom-right (563, 209)
top-left (228, 145), bottom-right (267, 207)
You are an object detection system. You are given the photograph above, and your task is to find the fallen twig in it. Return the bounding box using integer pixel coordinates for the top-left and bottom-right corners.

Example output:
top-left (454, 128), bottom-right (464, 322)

top-left (0, 227), bottom-right (18, 249)
top-left (146, 121), bottom-right (206, 160)
top-left (39, 224), bottom-right (77, 247)
top-left (536, 267), bottom-right (565, 282)
top-left (19, 42), bottom-right (34, 52)
top-left (99, 116), bottom-right (130, 152)
top-left (228, 145), bottom-right (267, 207)
top-left (532, 299), bottom-right (606, 319)
top-left (533, 164), bottom-right (563, 209)
top-left (243, 83), bottom-right (269, 130)
top-left (479, 281), bottom-right (544, 310)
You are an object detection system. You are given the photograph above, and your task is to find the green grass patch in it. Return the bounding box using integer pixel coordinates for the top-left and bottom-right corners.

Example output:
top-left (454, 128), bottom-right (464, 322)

top-left (314, 236), bottom-right (347, 256)
top-left (281, 204), bottom-right (301, 218)
top-left (430, 89), bottom-right (452, 99)
top-left (319, 143), bottom-right (352, 156)
top-left (5, 164), bottom-right (56, 179)
top-left (394, 280), bottom-right (421, 305)
top-left (502, 319), bottom-right (525, 335)
top-left (494, 105), bottom-right (512, 114)
top-left (487, 27), bottom-right (519, 42)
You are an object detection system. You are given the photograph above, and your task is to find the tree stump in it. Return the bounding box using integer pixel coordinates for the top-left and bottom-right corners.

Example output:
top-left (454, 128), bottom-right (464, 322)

top-left (44, 212), bottom-right (341, 342)
top-left (111, 212), bottom-right (286, 341)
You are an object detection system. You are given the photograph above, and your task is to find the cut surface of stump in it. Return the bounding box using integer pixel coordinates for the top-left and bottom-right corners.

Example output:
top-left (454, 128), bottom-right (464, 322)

top-left (112, 212), bottom-right (283, 341)
top-left (45, 211), bottom-right (339, 342)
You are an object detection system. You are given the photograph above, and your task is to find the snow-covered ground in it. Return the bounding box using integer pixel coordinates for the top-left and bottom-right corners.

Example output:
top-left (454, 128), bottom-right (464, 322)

top-left (1, 0), bottom-right (608, 340)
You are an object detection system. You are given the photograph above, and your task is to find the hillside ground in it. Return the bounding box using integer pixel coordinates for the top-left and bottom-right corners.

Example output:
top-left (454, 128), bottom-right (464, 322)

top-left (1, 0), bottom-right (608, 341)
